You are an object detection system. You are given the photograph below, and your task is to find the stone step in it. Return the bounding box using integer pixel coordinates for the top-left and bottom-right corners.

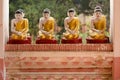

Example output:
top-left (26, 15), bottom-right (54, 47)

top-left (5, 46), bottom-right (113, 80)
top-left (7, 68), bottom-right (112, 73)
top-left (6, 72), bottom-right (112, 80)
top-left (6, 68), bottom-right (112, 80)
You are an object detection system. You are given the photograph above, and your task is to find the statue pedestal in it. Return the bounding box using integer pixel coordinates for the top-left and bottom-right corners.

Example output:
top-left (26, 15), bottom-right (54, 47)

top-left (36, 38), bottom-right (57, 44)
top-left (86, 38), bottom-right (109, 44)
top-left (7, 37), bottom-right (31, 44)
top-left (61, 38), bottom-right (82, 44)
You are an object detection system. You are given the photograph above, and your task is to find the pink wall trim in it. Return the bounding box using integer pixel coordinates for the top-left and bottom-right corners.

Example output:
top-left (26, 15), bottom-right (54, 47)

top-left (113, 57), bottom-right (120, 80)
top-left (0, 58), bottom-right (4, 80)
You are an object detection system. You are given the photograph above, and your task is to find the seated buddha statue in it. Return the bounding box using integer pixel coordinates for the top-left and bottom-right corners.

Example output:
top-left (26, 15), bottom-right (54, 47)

top-left (10, 9), bottom-right (29, 40)
top-left (62, 8), bottom-right (80, 40)
top-left (89, 6), bottom-right (107, 40)
top-left (38, 8), bottom-right (56, 40)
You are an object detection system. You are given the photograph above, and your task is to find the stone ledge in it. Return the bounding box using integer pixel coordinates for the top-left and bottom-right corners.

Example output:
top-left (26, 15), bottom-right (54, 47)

top-left (5, 44), bottom-right (113, 51)
top-left (7, 68), bottom-right (112, 73)
top-left (6, 72), bottom-right (112, 80)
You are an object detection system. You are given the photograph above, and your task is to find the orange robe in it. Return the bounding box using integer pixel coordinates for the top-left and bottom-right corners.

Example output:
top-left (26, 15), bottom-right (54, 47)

top-left (63, 17), bottom-right (80, 40)
top-left (39, 17), bottom-right (55, 40)
top-left (11, 19), bottom-right (29, 40)
top-left (90, 15), bottom-right (106, 39)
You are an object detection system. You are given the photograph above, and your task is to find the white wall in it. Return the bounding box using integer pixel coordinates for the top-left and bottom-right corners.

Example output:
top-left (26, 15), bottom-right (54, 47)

top-left (0, 0), bottom-right (4, 58)
top-left (3, 0), bottom-right (9, 44)
top-left (110, 0), bottom-right (114, 43)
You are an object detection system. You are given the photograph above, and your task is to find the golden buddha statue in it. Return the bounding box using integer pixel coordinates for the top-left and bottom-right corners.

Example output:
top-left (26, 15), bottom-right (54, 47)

top-left (38, 8), bottom-right (55, 40)
top-left (10, 9), bottom-right (29, 40)
top-left (89, 6), bottom-right (106, 39)
top-left (62, 8), bottom-right (80, 40)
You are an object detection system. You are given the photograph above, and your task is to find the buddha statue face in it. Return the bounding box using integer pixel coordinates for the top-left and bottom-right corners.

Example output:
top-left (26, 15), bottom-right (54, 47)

top-left (94, 6), bottom-right (102, 18)
top-left (15, 9), bottom-right (24, 20)
top-left (43, 8), bottom-right (51, 19)
top-left (68, 12), bottom-right (75, 18)
top-left (43, 13), bottom-right (50, 18)
top-left (15, 13), bottom-right (24, 20)
top-left (67, 8), bottom-right (76, 18)
top-left (94, 11), bottom-right (102, 18)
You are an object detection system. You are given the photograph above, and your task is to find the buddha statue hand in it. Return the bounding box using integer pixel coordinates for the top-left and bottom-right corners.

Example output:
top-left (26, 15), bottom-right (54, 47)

top-left (17, 31), bottom-right (22, 36)
top-left (71, 31), bottom-right (76, 35)
top-left (91, 28), bottom-right (99, 33)
top-left (42, 30), bottom-right (49, 35)
top-left (68, 29), bottom-right (74, 34)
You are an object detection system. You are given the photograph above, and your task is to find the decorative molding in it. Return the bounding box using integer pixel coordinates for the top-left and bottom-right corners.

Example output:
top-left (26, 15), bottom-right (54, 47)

top-left (5, 49), bottom-right (113, 79)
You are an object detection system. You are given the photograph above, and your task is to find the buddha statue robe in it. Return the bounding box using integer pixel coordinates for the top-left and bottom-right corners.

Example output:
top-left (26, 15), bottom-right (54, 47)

top-left (11, 19), bottom-right (29, 40)
top-left (39, 17), bottom-right (55, 40)
top-left (63, 17), bottom-right (80, 40)
top-left (89, 15), bottom-right (106, 39)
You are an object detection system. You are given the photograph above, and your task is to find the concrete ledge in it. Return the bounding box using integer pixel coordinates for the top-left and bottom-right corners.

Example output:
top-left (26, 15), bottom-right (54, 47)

top-left (5, 44), bottom-right (113, 51)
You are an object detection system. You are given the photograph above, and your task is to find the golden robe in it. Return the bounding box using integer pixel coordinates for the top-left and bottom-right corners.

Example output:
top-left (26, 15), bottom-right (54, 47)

top-left (11, 19), bottom-right (29, 40)
top-left (39, 17), bottom-right (55, 40)
top-left (90, 15), bottom-right (106, 39)
top-left (63, 17), bottom-right (80, 40)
